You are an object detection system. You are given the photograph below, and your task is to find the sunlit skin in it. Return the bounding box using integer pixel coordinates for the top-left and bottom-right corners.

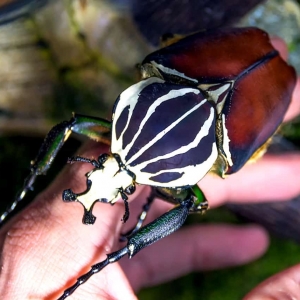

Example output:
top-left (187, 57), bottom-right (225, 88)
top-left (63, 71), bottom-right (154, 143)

top-left (0, 39), bottom-right (299, 299)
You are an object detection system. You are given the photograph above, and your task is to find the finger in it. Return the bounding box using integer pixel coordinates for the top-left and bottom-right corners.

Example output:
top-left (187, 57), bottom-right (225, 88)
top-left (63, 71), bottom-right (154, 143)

top-left (270, 37), bottom-right (300, 122)
top-left (270, 37), bottom-right (289, 60)
top-left (284, 77), bottom-right (300, 122)
top-left (120, 224), bottom-right (268, 291)
top-left (244, 264), bottom-right (300, 300)
top-left (199, 153), bottom-right (300, 208)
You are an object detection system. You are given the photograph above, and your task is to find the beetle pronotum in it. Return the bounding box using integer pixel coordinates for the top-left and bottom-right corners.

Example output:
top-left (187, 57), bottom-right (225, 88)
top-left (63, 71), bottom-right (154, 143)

top-left (0, 27), bottom-right (296, 299)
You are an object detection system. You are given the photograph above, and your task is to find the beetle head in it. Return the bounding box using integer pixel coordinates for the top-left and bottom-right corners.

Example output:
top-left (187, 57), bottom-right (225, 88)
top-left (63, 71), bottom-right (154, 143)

top-left (62, 155), bottom-right (135, 225)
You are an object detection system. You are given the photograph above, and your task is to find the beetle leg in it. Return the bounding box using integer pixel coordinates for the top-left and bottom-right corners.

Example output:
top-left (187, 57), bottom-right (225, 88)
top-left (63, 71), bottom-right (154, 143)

top-left (121, 184), bottom-right (208, 242)
top-left (120, 188), bottom-right (156, 241)
top-left (67, 156), bottom-right (102, 168)
top-left (58, 196), bottom-right (197, 300)
top-left (189, 185), bottom-right (209, 213)
top-left (57, 247), bottom-right (129, 300)
top-left (67, 153), bottom-right (110, 169)
top-left (118, 188), bottom-right (130, 223)
top-left (0, 114), bottom-right (111, 225)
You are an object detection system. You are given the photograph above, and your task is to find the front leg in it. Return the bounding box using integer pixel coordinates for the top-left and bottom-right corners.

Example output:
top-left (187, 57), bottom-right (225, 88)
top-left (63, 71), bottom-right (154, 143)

top-left (67, 153), bottom-right (109, 169)
top-left (120, 189), bottom-right (156, 240)
top-left (0, 114), bottom-right (111, 225)
top-left (120, 185), bottom-right (208, 240)
top-left (156, 184), bottom-right (208, 213)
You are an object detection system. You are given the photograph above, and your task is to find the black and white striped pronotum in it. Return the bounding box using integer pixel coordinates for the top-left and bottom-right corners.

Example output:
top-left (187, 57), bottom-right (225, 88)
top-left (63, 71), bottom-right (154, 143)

top-left (1, 27), bottom-right (296, 299)
top-left (111, 77), bottom-right (217, 187)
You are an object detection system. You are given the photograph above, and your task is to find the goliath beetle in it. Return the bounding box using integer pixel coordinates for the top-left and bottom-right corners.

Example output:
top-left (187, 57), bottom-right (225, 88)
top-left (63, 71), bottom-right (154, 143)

top-left (0, 27), bottom-right (296, 299)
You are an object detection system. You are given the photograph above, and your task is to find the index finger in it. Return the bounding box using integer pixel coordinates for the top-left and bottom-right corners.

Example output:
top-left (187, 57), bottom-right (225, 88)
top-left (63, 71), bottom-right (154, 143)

top-left (270, 37), bottom-right (300, 122)
top-left (284, 77), bottom-right (300, 121)
top-left (199, 153), bottom-right (300, 208)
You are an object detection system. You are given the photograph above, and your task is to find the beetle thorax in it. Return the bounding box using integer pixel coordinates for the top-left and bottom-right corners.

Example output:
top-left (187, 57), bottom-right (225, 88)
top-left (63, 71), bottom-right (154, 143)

top-left (76, 156), bottom-right (134, 212)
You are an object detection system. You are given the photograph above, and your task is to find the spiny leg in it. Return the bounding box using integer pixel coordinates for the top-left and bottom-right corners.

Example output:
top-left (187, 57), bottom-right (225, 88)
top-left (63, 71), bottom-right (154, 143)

top-left (118, 188), bottom-right (130, 223)
top-left (119, 184), bottom-right (208, 241)
top-left (57, 247), bottom-right (129, 300)
top-left (189, 185), bottom-right (209, 212)
top-left (120, 188), bottom-right (156, 241)
top-left (68, 156), bottom-right (101, 168)
top-left (0, 114), bottom-right (111, 225)
top-left (57, 191), bottom-right (204, 300)
top-left (67, 153), bottom-right (110, 169)
top-left (0, 173), bottom-right (37, 223)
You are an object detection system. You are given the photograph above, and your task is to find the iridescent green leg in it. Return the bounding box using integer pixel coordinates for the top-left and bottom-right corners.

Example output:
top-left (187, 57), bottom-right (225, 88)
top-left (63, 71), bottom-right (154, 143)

top-left (156, 184), bottom-right (208, 213)
top-left (190, 184), bottom-right (209, 212)
top-left (57, 186), bottom-right (208, 299)
top-left (0, 114), bottom-right (111, 225)
top-left (120, 185), bottom-right (208, 238)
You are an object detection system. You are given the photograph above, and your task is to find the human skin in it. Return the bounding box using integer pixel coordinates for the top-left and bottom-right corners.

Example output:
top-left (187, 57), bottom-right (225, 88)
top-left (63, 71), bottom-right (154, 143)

top-left (0, 39), bottom-right (299, 300)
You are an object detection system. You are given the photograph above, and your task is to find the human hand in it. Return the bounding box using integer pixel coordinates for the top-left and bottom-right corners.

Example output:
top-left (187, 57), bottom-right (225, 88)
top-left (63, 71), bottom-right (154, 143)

top-left (0, 39), bottom-right (299, 300)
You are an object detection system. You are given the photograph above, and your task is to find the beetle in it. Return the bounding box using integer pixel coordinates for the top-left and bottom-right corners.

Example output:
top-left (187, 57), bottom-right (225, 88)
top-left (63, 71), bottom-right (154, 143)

top-left (0, 27), bottom-right (296, 299)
